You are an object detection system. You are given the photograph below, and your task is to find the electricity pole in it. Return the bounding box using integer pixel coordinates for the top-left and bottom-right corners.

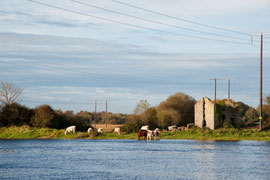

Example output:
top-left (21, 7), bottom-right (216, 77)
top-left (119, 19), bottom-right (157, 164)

top-left (252, 32), bottom-right (270, 131)
top-left (228, 78), bottom-right (230, 100)
top-left (210, 78), bottom-right (226, 101)
top-left (259, 33), bottom-right (263, 131)
top-left (94, 99), bottom-right (97, 127)
top-left (105, 100), bottom-right (108, 127)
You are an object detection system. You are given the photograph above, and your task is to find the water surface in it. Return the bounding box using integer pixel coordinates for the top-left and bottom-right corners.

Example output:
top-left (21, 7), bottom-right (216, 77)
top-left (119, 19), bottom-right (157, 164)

top-left (0, 139), bottom-right (269, 180)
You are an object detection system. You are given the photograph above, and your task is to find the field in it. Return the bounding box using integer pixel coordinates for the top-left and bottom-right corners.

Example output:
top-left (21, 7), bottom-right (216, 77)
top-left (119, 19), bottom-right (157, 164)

top-left (0, 125), bottom-right (270, 141)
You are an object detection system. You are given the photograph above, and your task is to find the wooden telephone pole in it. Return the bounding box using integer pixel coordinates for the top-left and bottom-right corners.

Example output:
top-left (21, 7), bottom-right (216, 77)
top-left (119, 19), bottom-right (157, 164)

top-left (210, 78), bottom-right (228, 101)
top-left (259, 33), bottom-right (263, 131)
top-left (94, 99), bottom-right (97, 127)
top-left (105, 100), bottom-right (108, 127)
top-left (252, 32), bottom-right (270, 131)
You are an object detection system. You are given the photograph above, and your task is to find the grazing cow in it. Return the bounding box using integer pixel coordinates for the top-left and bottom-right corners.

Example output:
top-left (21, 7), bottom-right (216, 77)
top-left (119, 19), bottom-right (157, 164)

top-left (153, 128), bottom-right (160, 140)
top-left (187, 123), bottom-right (194, 129)
top-left (141, 125), bottom-right (149, 131)
top-left (137, 130), bottom-right (148, 140)
top-left (97, 128), bottom-right (103, 133)
top-left (87, 127), bottom-right (93, 133)
top-left (168, 125), bottom-right (177, 131)
top-left (178, 126), bottom-right (185, 131)
top-left (114, 128), bottom-right (121, 135)
top-left (65, 125), bottom-right (76, 135)
top-left (147, 130), bottom-right (154, 141)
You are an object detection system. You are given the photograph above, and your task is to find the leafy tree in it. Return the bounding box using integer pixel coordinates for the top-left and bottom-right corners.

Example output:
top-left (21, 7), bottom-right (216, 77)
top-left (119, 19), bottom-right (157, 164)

top-left (31, 105), bottom-right (58, 128)
top-left (0, 103), bottom-right (33, 126)
top-left (157, 109), bottom-right (180, 129)
top-left (64, 110), bottom-right (74, 117)
top-left (236, 101), bottom-right (250, 118)
top-left (143, 107), bottom-right (158, 129)
top-left (244, 107), bottom-right (258, 125)
top-left (265, 96), bottom-right (270, 105)
top-left (256, 96), bottom-right (270, 126)
top-left (157, 93), bottom-right (195, 126)
top-left (0, 81), bottom-right (23, 105)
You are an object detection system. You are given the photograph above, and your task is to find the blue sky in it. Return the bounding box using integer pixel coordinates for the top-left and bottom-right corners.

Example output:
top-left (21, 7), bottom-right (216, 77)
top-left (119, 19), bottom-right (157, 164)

top-left (0, 0), bottom-right (270, 113)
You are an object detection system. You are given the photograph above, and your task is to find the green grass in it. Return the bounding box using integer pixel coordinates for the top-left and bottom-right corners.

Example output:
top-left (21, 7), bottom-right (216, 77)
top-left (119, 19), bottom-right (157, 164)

top-left (0, 126), bottom-right (270, 141)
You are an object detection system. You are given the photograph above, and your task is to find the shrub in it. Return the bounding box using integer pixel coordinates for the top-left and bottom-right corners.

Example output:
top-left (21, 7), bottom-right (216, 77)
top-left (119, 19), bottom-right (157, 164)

top-left (0, 103), bottom-right (33, 126)
top-left (122, 114), bottom-right (143, 133)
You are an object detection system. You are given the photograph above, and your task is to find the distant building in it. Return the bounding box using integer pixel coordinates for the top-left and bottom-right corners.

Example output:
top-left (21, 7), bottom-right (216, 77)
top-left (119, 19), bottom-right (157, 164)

top-left (194, 97), bottom-right (239, 130)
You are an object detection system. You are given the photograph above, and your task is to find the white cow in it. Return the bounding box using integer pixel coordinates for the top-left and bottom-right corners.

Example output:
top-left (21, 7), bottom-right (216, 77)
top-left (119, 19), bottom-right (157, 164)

top-left (168, 125), bottom-right (177, 131)
top-left (65, 125), bottom-right (76, 135)
top-left (153, 128), bottom-right (160, 140)
top-left (147, 130), bottom-right (154, 141)
top-left (114, 128), bottom-right (121, 135)
top-left (97, 128), bottom-right (103, 133)
top-left (141, 125), bottom-right (149, 131)
top-left (87, 127), bottom-right (93, 133)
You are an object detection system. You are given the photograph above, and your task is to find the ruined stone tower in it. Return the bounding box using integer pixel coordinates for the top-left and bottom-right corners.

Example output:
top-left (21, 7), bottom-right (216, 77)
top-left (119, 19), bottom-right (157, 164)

top-left (194, 97), bottom-right (239, 130)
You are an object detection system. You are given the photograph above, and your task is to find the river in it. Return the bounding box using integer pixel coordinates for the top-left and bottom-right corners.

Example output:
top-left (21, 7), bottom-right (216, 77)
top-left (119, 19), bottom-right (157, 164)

top-left (0, 139), bottom-right (269, 180)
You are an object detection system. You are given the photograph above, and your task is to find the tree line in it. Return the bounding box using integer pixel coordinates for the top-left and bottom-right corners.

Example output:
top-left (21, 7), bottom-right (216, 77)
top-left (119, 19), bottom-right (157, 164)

top-left (123, 93), bottom-right (270, 133)
top-left (0, 82), bottom-right (128, 131)
top-left (1, 81), bottom-right (270, 132)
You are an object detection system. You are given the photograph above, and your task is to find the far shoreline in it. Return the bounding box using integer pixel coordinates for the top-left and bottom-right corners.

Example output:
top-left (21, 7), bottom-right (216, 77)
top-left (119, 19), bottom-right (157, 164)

top-left (0, 126), bottom-right (269, 141)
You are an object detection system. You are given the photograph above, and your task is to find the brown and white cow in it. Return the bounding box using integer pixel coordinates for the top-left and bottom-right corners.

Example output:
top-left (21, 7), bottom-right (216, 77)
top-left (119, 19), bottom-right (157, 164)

top-left (137, 130), bottom-right (148, 140)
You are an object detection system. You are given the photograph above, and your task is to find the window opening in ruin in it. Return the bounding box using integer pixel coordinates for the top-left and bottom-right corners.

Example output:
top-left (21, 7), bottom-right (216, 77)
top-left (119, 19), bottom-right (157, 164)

top-left (230, 118), bottom-right (235, 126)
top-left (203, 98), bottom-right (206, 127)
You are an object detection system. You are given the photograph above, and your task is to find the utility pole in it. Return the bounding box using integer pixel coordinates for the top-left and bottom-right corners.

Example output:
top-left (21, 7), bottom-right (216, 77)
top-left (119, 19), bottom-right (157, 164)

top-left (105, 100), bottom-right (108, 127)
top-left (252, 32), bottom-right (270, 131)
top-left (210, 78), bottom-right (226, 102)
top-left (94, 99), bottom-right (97, 127)
top-left (228, 78), bottom-right (230, 100)
top-left (259, 33), bottom-right (263, 131)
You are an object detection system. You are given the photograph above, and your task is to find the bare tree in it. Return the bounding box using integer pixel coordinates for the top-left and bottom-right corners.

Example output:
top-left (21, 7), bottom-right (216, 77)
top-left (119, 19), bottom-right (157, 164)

top-left (0, 81), bottom-right (23, 105)
top-left (134, 100), bottom-right (150, 115)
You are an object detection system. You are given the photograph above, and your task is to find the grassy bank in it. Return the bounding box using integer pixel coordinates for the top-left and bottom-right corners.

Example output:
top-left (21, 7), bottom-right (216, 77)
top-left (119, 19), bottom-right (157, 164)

top-left (0, 126), bottom-right (270, 141)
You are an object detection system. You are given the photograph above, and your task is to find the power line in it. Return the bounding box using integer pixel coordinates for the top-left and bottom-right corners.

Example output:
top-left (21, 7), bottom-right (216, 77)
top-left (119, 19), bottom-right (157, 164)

top-left (28, 0), bottom-right (250, 45)
top-left (112, 0), bottom-right (252, 36)
top-left (1, 53), bottom-right (138, 80)
top-left (71, 0), bottom-right (252, 42)
top-left (252, 44), bottom-right (270, 53)
top-left (0, 57), bottom-right (213, 86)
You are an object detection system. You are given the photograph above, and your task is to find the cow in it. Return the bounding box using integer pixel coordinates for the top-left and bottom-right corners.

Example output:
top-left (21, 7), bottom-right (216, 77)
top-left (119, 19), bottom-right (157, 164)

top-left (153, 128), bottom-right (160, 140)
top-left (147, 130), bottom-right (154, 141)
top-left (168, 125), bottom-right (177, 131)
top-left (141, 125), bottom-right (149, 131)
top-left (65, 125), bottom-right (76, 135)
top-left (187, 123), bottom-right (194, 129)
top-left (97, 128), bottom-right (103, 133)
top-left (87, 127), bottom-right (93, 133)
top-left (114, 128), bottom-right (121, 135)
top-left (178, 126), bottom-right (185, 131)
top-left (137, 130), bottom-right (148, 140)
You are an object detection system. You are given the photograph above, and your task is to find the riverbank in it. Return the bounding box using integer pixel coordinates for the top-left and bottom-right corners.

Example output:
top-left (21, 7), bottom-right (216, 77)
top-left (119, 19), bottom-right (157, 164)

top-left (0, 126), bottom-right (270, 141)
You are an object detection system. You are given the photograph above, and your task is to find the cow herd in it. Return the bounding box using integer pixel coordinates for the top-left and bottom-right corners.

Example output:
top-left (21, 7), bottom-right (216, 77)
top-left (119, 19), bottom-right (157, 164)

top-left (137, 125), bottom-right (160, 141)
top-left (64, 126), bottom-right (117, 135)
top-left (64, 124), bottom-right (192, 140)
